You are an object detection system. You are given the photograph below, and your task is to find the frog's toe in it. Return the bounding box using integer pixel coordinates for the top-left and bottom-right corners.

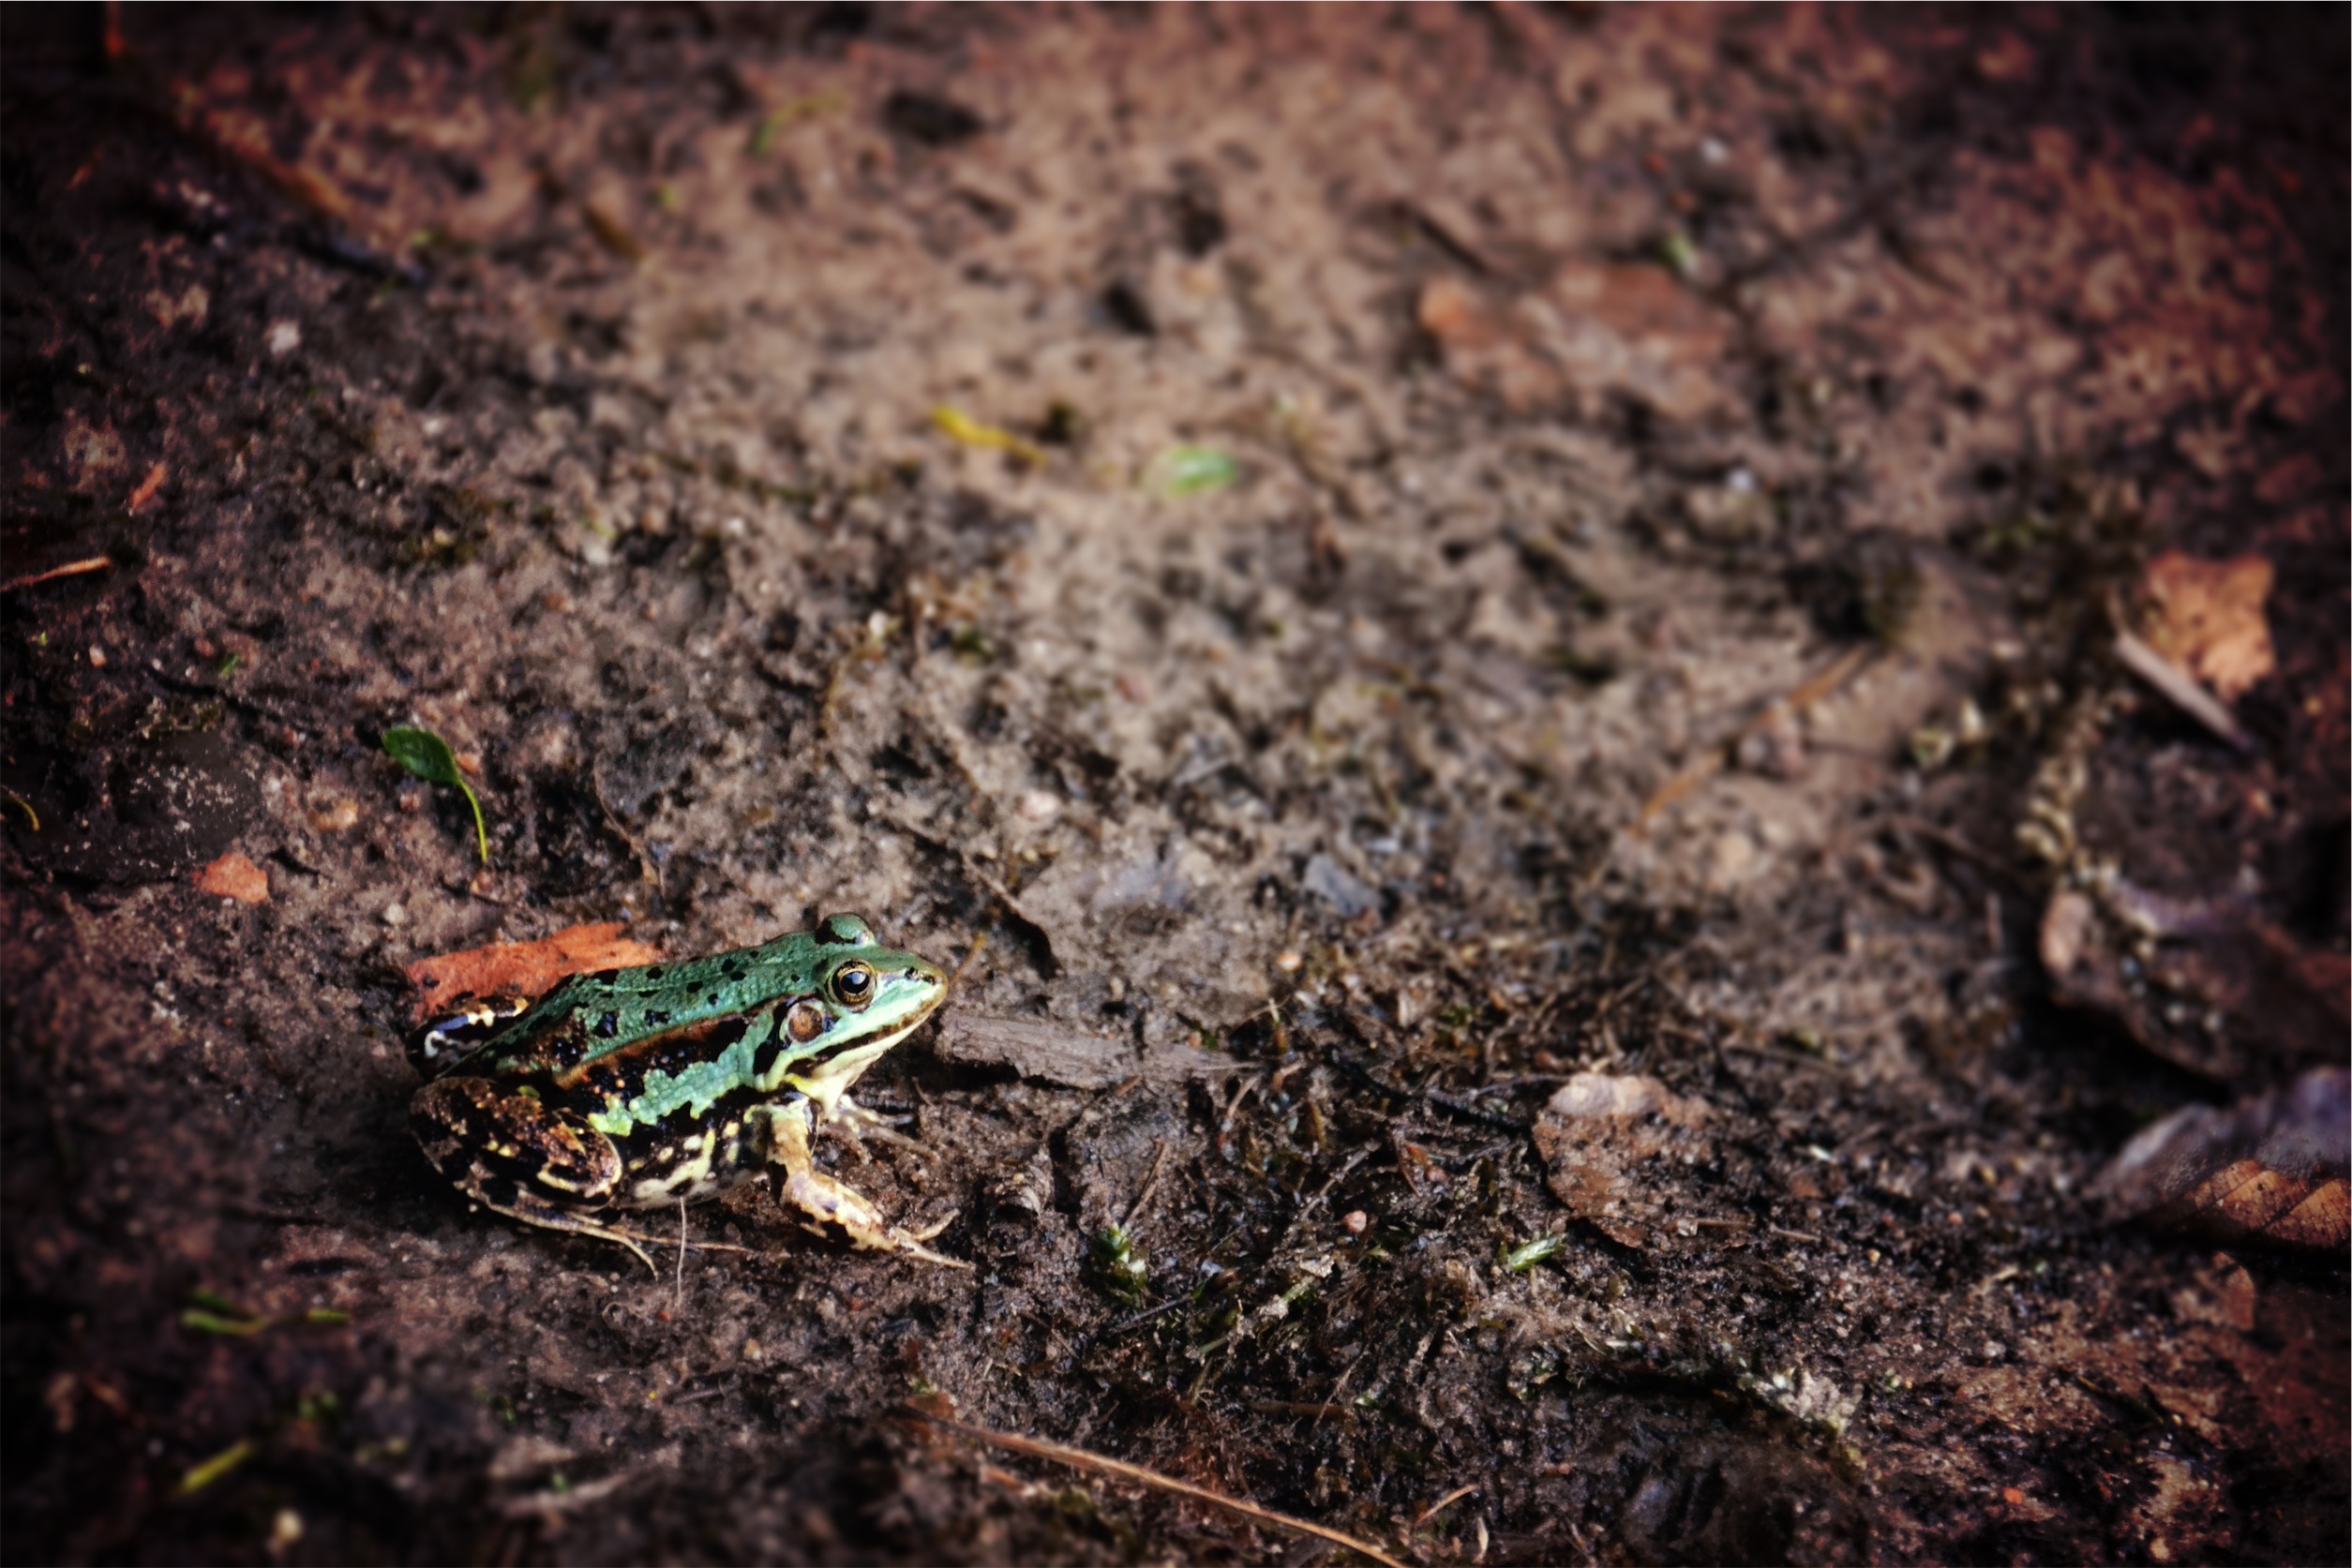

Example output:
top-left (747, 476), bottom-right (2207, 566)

top-left (495, 1188), bottom-right (662, 1276)
top-left (893, 1230), bottom-right (973, 1270)
top-left (827, 1097), bottom-right (938, 1162)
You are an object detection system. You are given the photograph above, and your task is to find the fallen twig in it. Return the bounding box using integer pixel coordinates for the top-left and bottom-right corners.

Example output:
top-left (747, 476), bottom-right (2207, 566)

top-left (1124, 1139), bottom-right (1175, 1229)
top-left (906, 1411), bottom-right (1410, 1568)
top-left (1633, 644), bottom-right (1875, 835)
top-left (1, 557), bottom-right (112, 593)
top-left (1718, 1038), bottom-right (1844, 1074)
top-left (2112, 625), bottom-right (2251, 752)
top-left (1248, 1398), bottom-right (1359, 1423)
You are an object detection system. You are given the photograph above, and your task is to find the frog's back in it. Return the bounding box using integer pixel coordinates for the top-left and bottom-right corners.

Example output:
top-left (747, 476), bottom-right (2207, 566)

top-left (481, 932), bottom-right (826, 1074)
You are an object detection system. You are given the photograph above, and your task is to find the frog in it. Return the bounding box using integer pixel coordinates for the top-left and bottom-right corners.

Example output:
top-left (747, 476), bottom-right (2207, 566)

top-left (407, 913), bottom-right (963, 1274)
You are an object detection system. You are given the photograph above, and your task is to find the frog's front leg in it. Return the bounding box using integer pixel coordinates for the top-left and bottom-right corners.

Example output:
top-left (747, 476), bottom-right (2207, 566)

top-left (411, 1077), bottom-right (659, 1274)
top-left (748, 1098), bottom-right (968, 1269)
top-left (828, 1094), bottom-right (938, 1162)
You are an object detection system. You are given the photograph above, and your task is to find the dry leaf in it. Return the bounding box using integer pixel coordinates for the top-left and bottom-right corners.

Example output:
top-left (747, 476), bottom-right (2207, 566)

top-left (405, 921), bottom-right (662, 1023)
top-left (2170, 1251), bottom-right (2258, 1333)
top-left (1532, 1072), bottom-right (1714, 1247)
top-left (2092, 1068), bottom-right (2348, 1253)
top-left (2137, 549), bottom-right (2274, 702)
top-left (193, 851), bottom-right (269, 904)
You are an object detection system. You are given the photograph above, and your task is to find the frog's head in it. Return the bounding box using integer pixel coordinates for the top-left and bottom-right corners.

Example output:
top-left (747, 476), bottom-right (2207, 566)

top-left (780, 913), bottom-right (949, 1113)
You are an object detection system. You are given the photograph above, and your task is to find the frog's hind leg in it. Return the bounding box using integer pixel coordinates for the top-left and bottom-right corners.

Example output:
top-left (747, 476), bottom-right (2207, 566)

top-left (411, 1077), bottom-right (658, 1274)
top-left (748, 1098), bottom-right (968, 1268)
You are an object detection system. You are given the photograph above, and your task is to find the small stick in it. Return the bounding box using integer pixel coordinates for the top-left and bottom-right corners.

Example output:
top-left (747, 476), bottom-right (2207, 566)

top-left (1416, 1483), bottom-right (1479, 1529)
top-left (674, 1200), bottom-right (689, 1313)
top-left (1216, 1075), bottom-right (1262, 1155)
top-left (2113, 626), bottom-right (2251, 751)
top-left (1880, 814), bottom-right (2030, 892)
top-left (1123, 1139), bottom-right (1175, 1230)
top-left (1, 557), bottom-right (112, 593)
top-left (1317, 1344), bottom-right (1372, 1431)
top-left (1090, 1294), bottom-right (1191, 1343)
top-left (1769, 1226), bottom-right (1826, 1245)
top-left (910, 1412), bottom-right (1410, 1568)
top-left (1633, 644), bottom-right (1873, 835)
top-left (1718, 1038), bottom-right (1842, 1073)
top-left (1248, 1399), bottom-right (1358, 1423)
top-left (951, 930), bottom-right (989, 986)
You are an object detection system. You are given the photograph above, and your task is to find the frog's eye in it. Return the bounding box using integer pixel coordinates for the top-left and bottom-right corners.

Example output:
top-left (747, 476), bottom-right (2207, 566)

top-left (829, 960), bottom-right (876, 1009)
top-left (818, 914), bottom-right (876, 948)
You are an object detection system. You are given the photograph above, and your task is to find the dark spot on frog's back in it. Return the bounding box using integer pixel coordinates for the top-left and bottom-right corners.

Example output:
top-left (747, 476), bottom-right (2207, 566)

top-left (542, 1023), bottom-right (591, 1069)
top-left (593, 1011), bottom-right (620, 1038)
top-left (641, 966), bottom-right (667, 982)
top-left (643, 1009), bottom-right (670, 1028)
top-left (753, 1025), bottom-right (786, 1081)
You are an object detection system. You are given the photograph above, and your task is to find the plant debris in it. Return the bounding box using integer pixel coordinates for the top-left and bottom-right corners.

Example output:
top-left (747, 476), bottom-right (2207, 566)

top-left (404, 922), bottom-right (663, 1022)
top-left (2093, 1068), bottom-right (2349, 1252)
top-left (1531, 1073), bottom-right (1715, 1247)
top-left (381, 726), bottom-right (490, 863)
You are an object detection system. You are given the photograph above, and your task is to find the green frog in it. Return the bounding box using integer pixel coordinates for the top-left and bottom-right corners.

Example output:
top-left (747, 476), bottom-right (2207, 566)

top-left (408, 914), bottom-right (962, 1273)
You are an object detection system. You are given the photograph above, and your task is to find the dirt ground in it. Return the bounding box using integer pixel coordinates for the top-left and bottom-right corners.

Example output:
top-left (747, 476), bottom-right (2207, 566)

top-left (4, 5), bottom-right (2346, 1563)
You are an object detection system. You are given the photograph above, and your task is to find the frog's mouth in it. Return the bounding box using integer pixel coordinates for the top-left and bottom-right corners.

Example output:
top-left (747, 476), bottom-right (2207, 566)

top-left (788, 1020), bottom-right (924, 1117)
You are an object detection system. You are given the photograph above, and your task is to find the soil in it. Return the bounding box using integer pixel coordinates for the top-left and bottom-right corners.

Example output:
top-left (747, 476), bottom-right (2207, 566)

top-left (3, 6), bottom-right (2345, 1564)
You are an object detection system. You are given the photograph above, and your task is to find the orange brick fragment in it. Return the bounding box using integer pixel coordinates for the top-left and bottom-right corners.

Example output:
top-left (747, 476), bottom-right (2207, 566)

top-left (194, 851), bottom-right (269, 904)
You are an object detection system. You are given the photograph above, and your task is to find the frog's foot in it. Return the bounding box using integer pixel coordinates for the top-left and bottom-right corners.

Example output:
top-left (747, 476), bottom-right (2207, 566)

top-left (411, 1077), bottom-right (654, 1273)
top-left (481, 1188), bottom-right (663, 1276)
top-left (750, 1101), bottom-right (969, 1269)
top-left (826, 1095), bottom-right (938, 1162)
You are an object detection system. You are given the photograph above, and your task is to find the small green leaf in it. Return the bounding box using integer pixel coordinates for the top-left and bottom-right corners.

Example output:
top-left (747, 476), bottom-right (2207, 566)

top-left (382, 725), bottom-right (489, 862)
top-left (382, 725), bottom-right (460, 785)
top-left (1503, 1233), bottom-right (1566, 1273)
top-left (180, 1308), bottom-right (268, 1337)
top-left (1143, 444), bottom-right (1237, 497)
